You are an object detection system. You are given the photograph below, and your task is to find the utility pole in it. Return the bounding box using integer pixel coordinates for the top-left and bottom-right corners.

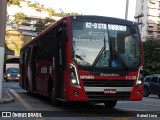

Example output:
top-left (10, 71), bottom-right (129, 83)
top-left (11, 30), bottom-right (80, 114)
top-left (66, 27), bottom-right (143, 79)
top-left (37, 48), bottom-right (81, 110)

top-left (0, 0), bottom-right (8, 98)
top-left (134, 13), bottom-right (144, 25)
top-left (125, 0), bottom-right (129, 20)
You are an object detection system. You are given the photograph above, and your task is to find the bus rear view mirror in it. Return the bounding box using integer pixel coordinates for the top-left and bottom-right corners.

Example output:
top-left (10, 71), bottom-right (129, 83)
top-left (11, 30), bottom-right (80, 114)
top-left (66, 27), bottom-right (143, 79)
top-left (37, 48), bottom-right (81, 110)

top-left (62, 21), bottom-right (68, 42)
top-left (57, 27), bottom-right (68, 42)
top-left (62, 27), bottom-right (68, 42)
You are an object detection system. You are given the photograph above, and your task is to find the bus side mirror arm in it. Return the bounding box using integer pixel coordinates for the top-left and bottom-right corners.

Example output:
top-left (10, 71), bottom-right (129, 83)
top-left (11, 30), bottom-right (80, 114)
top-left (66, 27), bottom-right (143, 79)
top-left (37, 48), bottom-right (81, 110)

top-left (62, 23), bottom-right (68, 42)
top-left (58, 21), bottom-right (68, 42)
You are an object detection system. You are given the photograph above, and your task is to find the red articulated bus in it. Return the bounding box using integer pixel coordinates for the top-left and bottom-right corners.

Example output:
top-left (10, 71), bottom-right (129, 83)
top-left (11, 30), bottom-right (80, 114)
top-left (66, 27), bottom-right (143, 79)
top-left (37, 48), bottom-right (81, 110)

top-left (19, 15), bottom-right (144, 108)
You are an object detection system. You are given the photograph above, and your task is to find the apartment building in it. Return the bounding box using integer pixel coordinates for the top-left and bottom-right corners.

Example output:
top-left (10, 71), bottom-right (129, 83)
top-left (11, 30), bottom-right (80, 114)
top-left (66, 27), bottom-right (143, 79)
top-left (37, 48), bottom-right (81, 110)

top-left (135, 0), bottom-right (160, 40)
top-left (7, 1), bottom-right (61, 37)
top-left (6, 1), bottom-right (61, 57)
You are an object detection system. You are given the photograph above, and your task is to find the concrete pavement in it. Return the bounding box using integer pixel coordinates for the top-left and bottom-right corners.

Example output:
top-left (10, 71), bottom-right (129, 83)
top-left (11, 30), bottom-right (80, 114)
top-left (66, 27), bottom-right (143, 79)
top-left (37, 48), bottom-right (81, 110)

top-left (0, 87), bottom-right (14, 104)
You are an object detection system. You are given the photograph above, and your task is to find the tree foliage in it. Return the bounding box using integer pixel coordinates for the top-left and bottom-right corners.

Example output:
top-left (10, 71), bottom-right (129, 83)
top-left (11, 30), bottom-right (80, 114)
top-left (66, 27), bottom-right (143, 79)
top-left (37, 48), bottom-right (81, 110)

top-left (5, 28), bottom-right (23, 56)
top-left (8, 0), bottom-right (24, 5)
top-left (6, 0), bottom-right (80, 56)
top-left (27, 1), bottom-right (44, 9)
top-left (34, 20), bottom-right (46, 32)
top-left (46, 8), bottom-right (56, 17)
top-left (46, 8), bottom-right (79, 17)
top-left (34, 18), bottom-right (56, 32)
top-left (143, 38), bottom-right (160, 75)
top-left (5, 28), bottom-right (32, 56)
top-left (14, 12), bottom-right (27, 24)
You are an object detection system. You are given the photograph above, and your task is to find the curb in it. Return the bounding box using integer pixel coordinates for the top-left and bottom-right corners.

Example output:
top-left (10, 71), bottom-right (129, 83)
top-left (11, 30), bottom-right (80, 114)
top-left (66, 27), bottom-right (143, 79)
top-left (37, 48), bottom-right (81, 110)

top-left (0, 90), bottom-right (14, 104)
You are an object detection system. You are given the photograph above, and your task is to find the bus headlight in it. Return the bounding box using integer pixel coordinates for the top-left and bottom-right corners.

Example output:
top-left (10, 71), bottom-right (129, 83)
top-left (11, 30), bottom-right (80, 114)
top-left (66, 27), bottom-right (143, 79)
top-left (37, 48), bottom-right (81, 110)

top-left (71, 78), bottom-right (77, 85)
top-left (136, 66), bottom-right (144, 87)
top-left (7, 74), bottom-right (11, 77)
top-left (17, 74), bottom-right (20, 77)
top-left (70, 63), bottom-right (80, 87)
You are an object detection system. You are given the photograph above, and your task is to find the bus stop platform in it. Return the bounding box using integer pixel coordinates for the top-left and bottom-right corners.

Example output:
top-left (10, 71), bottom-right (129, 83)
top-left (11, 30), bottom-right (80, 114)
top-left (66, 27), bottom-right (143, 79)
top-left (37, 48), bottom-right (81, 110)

top-left (0, 88), bottom-right (14, 104)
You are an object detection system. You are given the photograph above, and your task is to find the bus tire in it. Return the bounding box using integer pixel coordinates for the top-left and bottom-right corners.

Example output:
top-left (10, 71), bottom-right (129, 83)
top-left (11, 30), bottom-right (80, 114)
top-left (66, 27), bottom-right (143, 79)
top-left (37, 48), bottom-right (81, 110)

top-left (104, 100), bottom-right (117, 108)
top-left (25, 79), bottom-right (28, 91)
top-left (50, 88), bottom-right (60, 106)
top-left (158, 94), bottom-right (160, 98)
top-left (25, 79), bottom-right (31, 94)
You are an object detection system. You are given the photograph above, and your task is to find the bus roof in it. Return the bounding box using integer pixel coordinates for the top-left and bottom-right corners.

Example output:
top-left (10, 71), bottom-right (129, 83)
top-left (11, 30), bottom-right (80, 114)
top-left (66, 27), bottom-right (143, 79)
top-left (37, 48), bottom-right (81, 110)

top-left (69, 15), bottom-right (137, 26)
top-left (21, 15), bottom-right (138, 50)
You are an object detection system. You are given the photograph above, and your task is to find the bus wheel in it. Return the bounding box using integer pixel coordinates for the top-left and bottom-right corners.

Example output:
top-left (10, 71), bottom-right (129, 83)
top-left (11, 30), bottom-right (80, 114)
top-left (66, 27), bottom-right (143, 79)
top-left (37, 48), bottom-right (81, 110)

top-left (50, 88), bottom-right (60, 106)
top-left (25, 79), bottom-right (31, 94)
top-left (26, 79), bottom-right (29, 91)
top-left (104, 100), bottom-right (117, 108)
top-left (158, 94), bottom-right (160, 98)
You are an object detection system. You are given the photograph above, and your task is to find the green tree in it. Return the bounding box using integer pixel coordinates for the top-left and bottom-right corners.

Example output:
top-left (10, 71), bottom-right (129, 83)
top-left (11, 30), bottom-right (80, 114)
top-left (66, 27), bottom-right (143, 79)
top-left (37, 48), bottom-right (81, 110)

top-left (5, 28), bottom-right (32, 57)
top-left (54, 8), bottom-right (79, 17)
top-left (143, 38), bottom-right (160, 75)
top-left (14, 12), bottom-right (27, 25)
top-left (34, 18), bottom-right (56, 32)
top-left (47, 8), bottom-right (56, 16)
top-left (67, 12), bottom-right (79, 16)
top-left (34, 20), bottom-right (46, 32)
top-left (8, 0), bottom-right (24, 5)
top-left (5, 28), bottom-right (23, 56)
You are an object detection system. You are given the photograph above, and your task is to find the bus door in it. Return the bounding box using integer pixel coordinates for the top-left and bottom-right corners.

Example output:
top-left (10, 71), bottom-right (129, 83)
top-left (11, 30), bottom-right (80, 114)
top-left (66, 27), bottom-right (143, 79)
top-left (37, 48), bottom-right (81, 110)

top-left (29, 45), bottom-right (37, 91)
top-left (21, 52), bottom-right (25, 88)
top-left (56, 25), bottom-right (67, 99)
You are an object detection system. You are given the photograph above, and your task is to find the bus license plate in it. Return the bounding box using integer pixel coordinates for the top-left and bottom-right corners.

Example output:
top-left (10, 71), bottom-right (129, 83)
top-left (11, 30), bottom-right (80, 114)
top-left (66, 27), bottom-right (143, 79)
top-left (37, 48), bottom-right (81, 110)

top-left (104, 89), bottom-right (117, 94)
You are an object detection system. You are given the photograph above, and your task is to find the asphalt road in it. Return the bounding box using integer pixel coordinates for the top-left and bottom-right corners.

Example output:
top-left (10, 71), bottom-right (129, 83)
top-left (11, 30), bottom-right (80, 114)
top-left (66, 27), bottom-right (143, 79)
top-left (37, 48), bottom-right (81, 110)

top-left (1, 81), bottom-right (160, 120)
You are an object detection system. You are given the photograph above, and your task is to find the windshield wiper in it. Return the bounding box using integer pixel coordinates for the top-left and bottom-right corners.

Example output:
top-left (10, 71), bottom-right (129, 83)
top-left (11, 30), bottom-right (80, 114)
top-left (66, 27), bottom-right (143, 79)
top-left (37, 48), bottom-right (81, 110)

top-left (74, 54), bottom-right (91, 66)
top-left (92, 37), bottom-right (106, 67)
top-left (109, 38), bottom-right (128, 70)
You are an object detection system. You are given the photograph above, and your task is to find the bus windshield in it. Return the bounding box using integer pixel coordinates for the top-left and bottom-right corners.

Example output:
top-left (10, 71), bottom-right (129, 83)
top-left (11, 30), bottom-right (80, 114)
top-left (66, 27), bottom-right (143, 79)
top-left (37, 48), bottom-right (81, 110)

top-left (71, 21), bottom-right (141, 68)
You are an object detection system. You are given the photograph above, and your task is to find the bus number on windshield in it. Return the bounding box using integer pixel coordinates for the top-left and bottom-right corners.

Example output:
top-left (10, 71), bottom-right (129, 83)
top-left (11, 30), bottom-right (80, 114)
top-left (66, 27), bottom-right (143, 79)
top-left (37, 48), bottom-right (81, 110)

top-left (85, 22), bottom-right (126, 31)
top-left (86, 22), bottom-right (107, 29)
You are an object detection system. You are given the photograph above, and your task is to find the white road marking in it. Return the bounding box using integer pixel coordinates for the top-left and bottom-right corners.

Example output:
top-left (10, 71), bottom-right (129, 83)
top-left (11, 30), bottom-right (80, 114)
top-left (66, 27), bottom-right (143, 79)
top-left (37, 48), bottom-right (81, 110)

top-left (9, 89), bottom-right (45, 120)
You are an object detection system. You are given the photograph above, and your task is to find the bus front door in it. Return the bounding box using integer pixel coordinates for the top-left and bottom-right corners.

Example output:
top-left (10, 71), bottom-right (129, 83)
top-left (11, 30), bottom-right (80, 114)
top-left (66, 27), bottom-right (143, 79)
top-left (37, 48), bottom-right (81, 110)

top-left (56, 27), bottom-right (67, 99)
top-left (30, 45), bottom-right (37, 91)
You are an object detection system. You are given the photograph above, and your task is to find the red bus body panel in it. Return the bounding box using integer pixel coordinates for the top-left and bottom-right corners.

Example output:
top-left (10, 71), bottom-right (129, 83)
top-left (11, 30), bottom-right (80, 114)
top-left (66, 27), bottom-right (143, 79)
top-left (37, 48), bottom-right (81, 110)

top-left (19, 16), bottom-right (144, 103)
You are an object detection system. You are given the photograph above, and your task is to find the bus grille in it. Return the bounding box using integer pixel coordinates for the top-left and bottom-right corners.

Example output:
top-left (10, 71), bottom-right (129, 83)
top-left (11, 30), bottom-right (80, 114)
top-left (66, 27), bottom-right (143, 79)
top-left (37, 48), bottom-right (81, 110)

top-left (82, 79), bottom-right (134, 101)
top-left (85, 92), bottom-right (131, 101)
top-left (83, 79), bottom-right (134, 87)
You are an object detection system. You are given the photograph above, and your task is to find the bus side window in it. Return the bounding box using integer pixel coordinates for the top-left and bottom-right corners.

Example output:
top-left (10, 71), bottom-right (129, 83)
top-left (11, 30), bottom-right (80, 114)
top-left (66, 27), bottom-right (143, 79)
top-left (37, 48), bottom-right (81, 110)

top-left (26, 47), bottom-right (31, 64)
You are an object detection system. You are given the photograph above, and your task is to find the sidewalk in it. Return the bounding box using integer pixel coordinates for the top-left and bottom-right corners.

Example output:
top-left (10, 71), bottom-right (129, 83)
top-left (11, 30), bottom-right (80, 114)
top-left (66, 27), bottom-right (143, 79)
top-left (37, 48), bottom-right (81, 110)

top-left (0, 87), bottom-right (14, 104)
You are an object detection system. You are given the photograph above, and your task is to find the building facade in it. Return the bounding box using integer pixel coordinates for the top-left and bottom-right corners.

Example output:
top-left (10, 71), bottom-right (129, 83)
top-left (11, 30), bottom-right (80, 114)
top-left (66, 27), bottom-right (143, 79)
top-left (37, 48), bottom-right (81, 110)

top-left (6, 1), bottom-right (61, 57)
top-left (135, 0), bottom-right (160, 41)
top-left (7, 1), bottom-right (61, 37)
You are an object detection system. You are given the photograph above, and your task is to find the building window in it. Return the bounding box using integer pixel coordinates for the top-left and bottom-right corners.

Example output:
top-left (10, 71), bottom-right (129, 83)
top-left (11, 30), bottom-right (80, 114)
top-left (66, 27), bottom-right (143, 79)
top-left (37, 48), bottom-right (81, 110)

top-left (148, 31), bottom-right (153, 35)
top-left (149, 26), bottom-right (154, 29)
top-left (141, 5), bottom-right (143, 10)
top-left (148, 23), bottom-right (155, 27)
top-left (149, 2), bottom-right (155, 8)
top-left (157, 24), bottom-right (160, 30)
top-left (157, 24), bottom-right (160, 27)
top-left (36, 9), bottom-right (42, 12)
top-left (141, 0), bottom-right (144, 3)
top-left (149, 0), bottom-right (155, 4)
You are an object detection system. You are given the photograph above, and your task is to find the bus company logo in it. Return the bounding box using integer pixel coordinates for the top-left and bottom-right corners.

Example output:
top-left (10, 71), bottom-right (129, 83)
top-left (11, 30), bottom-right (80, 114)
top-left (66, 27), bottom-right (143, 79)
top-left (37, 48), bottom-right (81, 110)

top-left (2, 112), bottom-right (11, 117)
top-left (1, 112), bottom-right (42, 118)
top-left (100, 73), bottom-right (119, 77)
top-left (80, 75), bottom-right (94, 79)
